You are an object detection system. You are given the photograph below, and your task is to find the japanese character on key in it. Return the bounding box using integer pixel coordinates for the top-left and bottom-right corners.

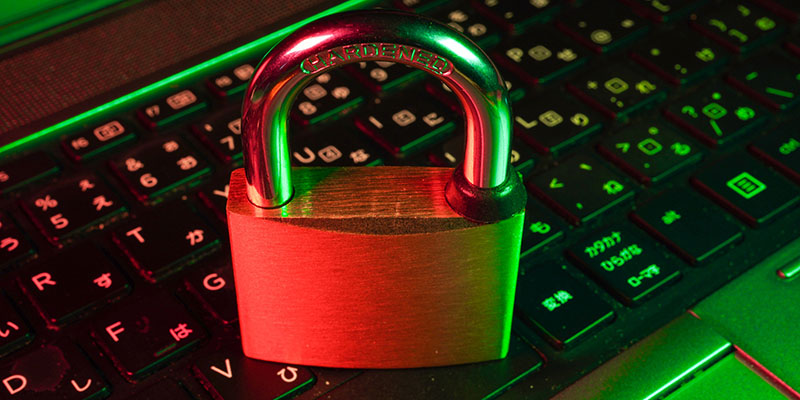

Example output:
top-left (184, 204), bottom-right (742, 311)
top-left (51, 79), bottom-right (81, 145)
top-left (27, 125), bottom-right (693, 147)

top-left (169, 323), bottom-right (192, 341)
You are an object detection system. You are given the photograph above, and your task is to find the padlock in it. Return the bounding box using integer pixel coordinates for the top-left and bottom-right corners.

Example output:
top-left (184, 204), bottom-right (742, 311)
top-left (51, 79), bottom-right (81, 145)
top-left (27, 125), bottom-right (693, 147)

top-left (227, 10), bottom-right (527, 369)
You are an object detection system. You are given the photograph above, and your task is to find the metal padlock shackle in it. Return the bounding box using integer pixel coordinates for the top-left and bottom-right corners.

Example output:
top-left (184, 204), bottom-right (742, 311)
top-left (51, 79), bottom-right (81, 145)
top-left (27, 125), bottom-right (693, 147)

top-left (241, 10), bottom-right (520, 220)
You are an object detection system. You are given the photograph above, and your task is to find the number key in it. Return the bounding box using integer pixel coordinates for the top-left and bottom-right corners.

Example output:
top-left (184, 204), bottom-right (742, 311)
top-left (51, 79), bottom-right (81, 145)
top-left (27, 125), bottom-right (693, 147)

top-left (192, 108), bottom-right (243, 164)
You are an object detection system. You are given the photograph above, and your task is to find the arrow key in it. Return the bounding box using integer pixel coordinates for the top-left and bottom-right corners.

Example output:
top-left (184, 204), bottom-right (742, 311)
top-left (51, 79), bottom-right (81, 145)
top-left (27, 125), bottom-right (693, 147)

top-left (193, 347), bottom-right (315, 400)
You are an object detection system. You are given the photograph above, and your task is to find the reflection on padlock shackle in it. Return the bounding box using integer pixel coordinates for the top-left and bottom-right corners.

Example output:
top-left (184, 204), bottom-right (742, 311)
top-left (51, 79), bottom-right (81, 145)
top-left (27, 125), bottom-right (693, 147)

top-left (241, 10), bottom-right (516, 213)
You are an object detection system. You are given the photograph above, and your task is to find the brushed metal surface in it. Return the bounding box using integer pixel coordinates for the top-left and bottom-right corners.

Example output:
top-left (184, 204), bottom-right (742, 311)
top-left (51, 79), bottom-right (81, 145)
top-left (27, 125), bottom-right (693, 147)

top-left (227, 167), bottom-right (525, 368)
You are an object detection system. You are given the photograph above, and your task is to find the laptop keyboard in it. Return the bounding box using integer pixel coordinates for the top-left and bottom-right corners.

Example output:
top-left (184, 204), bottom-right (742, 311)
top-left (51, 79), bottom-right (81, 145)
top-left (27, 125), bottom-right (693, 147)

top-left (1, 0), bottom-right (800, 398)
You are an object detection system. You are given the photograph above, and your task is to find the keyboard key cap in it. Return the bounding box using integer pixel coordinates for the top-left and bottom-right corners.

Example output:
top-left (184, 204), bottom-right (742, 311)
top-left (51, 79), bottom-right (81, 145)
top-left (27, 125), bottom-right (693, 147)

top-left (18, 243), bottom-right (130, 326)
top-left (557, 2), bottom-right (649, 53)
top-left (196, 176), bottom-right (231, 222)
top-left (631, 188), bottom-right (743, 264)
top-left (567, 224), bottom-right (682, 305)
top-left (136, 89), bottom-right (208, 130)
top-left (129, 380), bottom-right (193, 399)
top-left (691, 1), bottom-right (785, 54)
top-left (430, 135), bottom-right (535, 176)
top-left (691, 152), bottom-right (800, 226)
top-left (727, 51), bottom-right (800, 110)
top-left (346, 61), bottom-right (423, 94)
top-left (111, 202), bottom-right (220, 282)
top-left (0, 213), bottom-right (35, 268)
top-left (192, 108), bottom-right (243, 164)
top-left (630, 30), bottom-right (727, 86)
top-left (516, 264), bottom-right (614, 349)
top-left (494, 27), bottom-right (589, 86)
top-left (472, 0), bottom-right (561, 34)
top-left (355, 86), bottom-right (456, 158)
top-left (597, 121), bottom-right (702, 184)
top-left (110, 136), bottom-right (212, 204)
top-left (429, 6), bottom-right (501, 49)
top-left (513, 92), bottom-right (603, 156)
top-left (291, 120), bottom-right (384, 167)
top-left (621, 0), bottom-right (707, 22)
top-left (749, 125), bottom-right (800, 183)
top-left (62, 120), bottom-right (137, 162)
top-left (92, 292), bottom-right (206, 380)
top-left (521, 200), bottom-right (567, 257)
top-left (664, 85), bottom-right (768, 147)
top-left (184, 262), bottom-right (238, 324)
top-left (193, 347), bottom-right (315, 399)
top-left (0, 294), bottom-right (32, 356)
top-left (207, 61), bottom-right (257, 98)
top-left (0, 152), bottom-right (59, 194)
top-left (527, 153), bottom-right (635, 225)
top-left (291, 70), bottom-right (365, 126)
top-left (567, 62), bottom-right (666, 120)
top-left (21, 174), bottom-right (127, 246)
top-left (0, 341), bottom-right (109, 399)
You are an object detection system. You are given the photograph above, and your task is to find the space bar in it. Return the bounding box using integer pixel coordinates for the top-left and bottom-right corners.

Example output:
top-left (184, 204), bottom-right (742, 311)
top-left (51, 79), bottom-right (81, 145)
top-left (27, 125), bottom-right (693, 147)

top-left (552, 313), bottom-right (732, 400)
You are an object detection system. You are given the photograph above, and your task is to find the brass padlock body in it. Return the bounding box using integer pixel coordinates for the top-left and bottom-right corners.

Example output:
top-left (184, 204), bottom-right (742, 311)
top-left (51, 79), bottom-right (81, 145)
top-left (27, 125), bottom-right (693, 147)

top-left (228, 167), bottom-right (524, 368)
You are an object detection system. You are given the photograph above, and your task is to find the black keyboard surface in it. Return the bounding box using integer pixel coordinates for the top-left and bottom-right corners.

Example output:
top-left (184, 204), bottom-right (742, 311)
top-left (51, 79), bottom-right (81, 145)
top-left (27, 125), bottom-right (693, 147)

top-left (2, 0), bottom-right (800, 399)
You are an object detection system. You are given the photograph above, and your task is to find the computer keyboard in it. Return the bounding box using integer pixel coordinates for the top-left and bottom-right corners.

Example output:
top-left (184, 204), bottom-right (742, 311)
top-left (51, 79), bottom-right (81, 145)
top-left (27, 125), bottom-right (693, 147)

top-left (1, 0), bottom-right (800, 398)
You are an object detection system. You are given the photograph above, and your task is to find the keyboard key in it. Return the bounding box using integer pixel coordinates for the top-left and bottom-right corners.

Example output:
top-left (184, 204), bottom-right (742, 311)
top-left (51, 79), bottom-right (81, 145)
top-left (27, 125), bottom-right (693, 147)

top-left (630, 30), bottom-right (727, 86)
top-left (92, 292), bottom-right (206, 380)
top-left (0, 152), bottom-right (59, 194)
top-left (557, 2), bottom-right (649, 53)
top-left (494, 27), bottom-right (589, 86)
top-left (291, 120), bottom-right (384, 167)
top-left (691, 152), bottom-right (800, 227)
top-left (727, 51), bottom-right (800, 110)
top-left (631, 188), bottom-right (743, 264)
top-left (196, 176), bottom-right (230, 222)
top-left (136, 89), bottom-right (207, 130)
top-left (521, 200), bottom-right (568, 257)
top-left (472, 0), bottom-right (561, 34)
top-left (430, 135), bottom-right (535, 176)
top-left (0, 213), bottom-right (35, 268)
top-left (291, 70), bottom-right (365, 126)
top-left (567, 62), bottom-right (666, 120)
top-left (691, 1), bottom-right (785, 54)
top-left (567, 224), bottom-right (682, 305)
top-left (110, 136), bottom-right (212, 204)
top-left (184, 262), bottom-right (238, 324)
top-left (597, 121), bottom-right (702, 184)
top-left (0, 294), bottom-right (32, 356)
top-left (111, 202), bottom-right (220, 282)
top-left (62, 120), bottom-right (137, 162)
top-left (527, 153), bottom-right (635, 225)
top-left (207, 61), bottom-right (257, 98)
top-left (21, 174), bottom-right (127, 246)
top-left (346, 61), bottom-right (423, 94)
top-left (749, 125), bottom-right (800, 183)
top-left (192, 108), bottom-right (243, 164)
top-left (664, 85), bottom-right (768, 147)
top-left (513, 92), bottom-right (603, 156)
top-left (129, 380), bottom-right (193, 399)
top-left (0, 341), bottom-right (109, 399)
top-left (18, 243), bottom-right (130, 326)
top-left (621, 0), bottom-right (707, 22)
top-left (516, 264), bottom-right (614, 349)
top-left (429, 6), bottom-right (501, 49)
top-left (355, 86), bottom-right (456, 158)
top-left (193, 347), bottom-right (315, 399)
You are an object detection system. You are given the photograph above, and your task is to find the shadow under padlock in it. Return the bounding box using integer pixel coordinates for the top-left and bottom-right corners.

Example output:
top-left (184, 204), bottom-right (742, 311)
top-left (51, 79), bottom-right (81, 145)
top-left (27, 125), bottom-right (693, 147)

top-left (226, 9), bottom-right (526, 369)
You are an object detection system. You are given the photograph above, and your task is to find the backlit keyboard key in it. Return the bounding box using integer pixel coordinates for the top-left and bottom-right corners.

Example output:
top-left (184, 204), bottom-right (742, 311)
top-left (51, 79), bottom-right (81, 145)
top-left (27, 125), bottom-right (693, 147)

top-left (749, 125), bottom-right (800, 183)
top-left (21, 174), bottom-right (127, 246)
top-left (291, 120), bottom-right (384, 167)
top-left (664, 85), bottom-right (768, 147)
top-left (567, 224), bottom-right (682, 305)
top-left (631, 188), bottom-right (743, 265)
top-left (691, 152), bottom-right (800, 227)
top-left (193, 347), bottom-right (315, 399)
top-left (136, 89), bottom-right (207, 130)
top-left (92, 292), bottom-right (206, 380)
top-left (567, 62), bottom-right (666, 120)
top-left (111, 201), bottom-right (220, 282)
top-left (0, 213), bottom-right (35, 268)
top-left (429, 5), bottom-right (501, 49)
top-left (430, 135), bottom-right (534, 176)
top-left (472, 0), bottom-right (561, 34)
top-left (0, 152), bottom-right (58, 194)
top-left (291, 70), bottom-right (365, 126)
top-left (110, 136), bottom-right (212, 204)
top-left (207, 61), bottom-right (257, 98)
top-left (691, 2), bottom-right (784, 54)
top-left (520, 200), bottom-right (567, 258)
top-left (62, 120), bottom-right (136, 162)
top-left (0, 341), bottom-right (109, 399)
top-left (0, 294), bottom-right (32, 356)
top-left (527, 153), bottom-right (635, 225)
top-left (630, 30), bottom-right (726, 86)
top-left (727, 51), bottom-right (800, 110)
top-left (18, 243), bottom-right (130, 326)
top-left (196, 175), bottom-right (230, 222)
top-left (494, 27), bottom-right (589, 87)
top-left (184, 262), bottom-right (238, 324)
top-left (346, 61), bottom-right (423, 94)
top-left (557, 2), bottom-right (649, 53)
top-left (516, 264), bottom-right (614, 349)
top-left (513, 92), bottom-right (603, 156)
top-left (597, 121), bottom-right (702, 184)
top-left (192, 108), bottom-right (243, 164)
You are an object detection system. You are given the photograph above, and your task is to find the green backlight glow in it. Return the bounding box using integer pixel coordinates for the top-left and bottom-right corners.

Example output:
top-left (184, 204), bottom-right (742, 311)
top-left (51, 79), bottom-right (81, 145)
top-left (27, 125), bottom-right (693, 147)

top-left (0, 0), bottom-right (374, 157)
top-left (641, 341), bottom-right (732, 400)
